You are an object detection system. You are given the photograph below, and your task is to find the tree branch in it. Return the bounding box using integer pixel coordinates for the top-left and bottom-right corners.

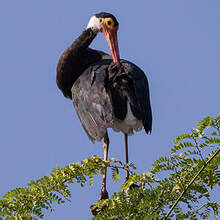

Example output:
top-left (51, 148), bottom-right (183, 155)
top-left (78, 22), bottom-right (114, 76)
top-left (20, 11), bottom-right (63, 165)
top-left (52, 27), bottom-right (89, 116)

top-left (165, 147), bottom-right (220, 220)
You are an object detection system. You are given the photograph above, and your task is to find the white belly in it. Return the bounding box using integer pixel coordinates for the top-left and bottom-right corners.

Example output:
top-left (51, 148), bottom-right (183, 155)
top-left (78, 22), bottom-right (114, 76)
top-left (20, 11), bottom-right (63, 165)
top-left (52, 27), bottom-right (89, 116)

top-left (112, 102), bottom-right (143, 135)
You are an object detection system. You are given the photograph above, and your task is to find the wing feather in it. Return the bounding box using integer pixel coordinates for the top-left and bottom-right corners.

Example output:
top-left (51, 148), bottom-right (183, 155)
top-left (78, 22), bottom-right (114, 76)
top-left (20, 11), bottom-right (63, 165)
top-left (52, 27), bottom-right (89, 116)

top-left (121, 60), bottom-right (152, 133)
top-left (71, 62), bottom-right (113, 142)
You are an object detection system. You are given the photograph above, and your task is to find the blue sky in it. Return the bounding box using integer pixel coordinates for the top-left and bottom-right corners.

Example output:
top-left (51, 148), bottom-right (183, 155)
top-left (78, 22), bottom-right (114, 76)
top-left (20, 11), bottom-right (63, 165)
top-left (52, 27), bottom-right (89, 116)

top-left (1, 0), bottom-right (219, 219)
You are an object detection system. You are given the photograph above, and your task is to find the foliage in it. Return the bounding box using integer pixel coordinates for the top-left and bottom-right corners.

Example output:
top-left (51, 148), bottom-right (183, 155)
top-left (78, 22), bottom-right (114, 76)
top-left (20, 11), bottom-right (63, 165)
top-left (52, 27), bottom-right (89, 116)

top-left (0, 115), bottom-right (219, 219)
top-left (0, 157), bottom-right (124, 219)
top-left (92, 115), bottom-right (220, 220)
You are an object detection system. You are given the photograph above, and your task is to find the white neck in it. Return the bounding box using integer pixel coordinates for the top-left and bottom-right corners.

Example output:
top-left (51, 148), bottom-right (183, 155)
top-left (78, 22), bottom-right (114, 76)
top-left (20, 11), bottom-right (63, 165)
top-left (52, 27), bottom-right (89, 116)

top-left (86, 16), bottom-right (100, 33)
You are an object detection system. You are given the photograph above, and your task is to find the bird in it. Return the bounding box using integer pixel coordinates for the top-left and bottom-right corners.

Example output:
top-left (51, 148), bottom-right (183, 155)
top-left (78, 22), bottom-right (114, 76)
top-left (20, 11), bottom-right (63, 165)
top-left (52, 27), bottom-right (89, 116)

top-left (56, 12), bottom-right (152, 200)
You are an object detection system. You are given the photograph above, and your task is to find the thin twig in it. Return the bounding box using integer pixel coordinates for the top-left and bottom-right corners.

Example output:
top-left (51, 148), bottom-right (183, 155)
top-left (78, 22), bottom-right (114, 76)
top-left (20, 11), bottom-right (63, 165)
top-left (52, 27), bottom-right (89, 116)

top-left (165, 147), bottom-right (220, 220)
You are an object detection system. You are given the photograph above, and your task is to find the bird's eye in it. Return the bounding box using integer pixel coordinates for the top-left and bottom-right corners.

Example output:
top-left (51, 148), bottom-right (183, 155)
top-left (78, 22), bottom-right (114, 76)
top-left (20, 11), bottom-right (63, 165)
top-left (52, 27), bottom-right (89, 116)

top-left (104, 18), bottom-right (114, 29)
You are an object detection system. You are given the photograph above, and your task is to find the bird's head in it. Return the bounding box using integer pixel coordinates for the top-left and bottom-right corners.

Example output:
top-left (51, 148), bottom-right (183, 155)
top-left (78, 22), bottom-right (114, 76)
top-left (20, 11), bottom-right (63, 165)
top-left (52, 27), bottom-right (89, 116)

top-left (87, 12), bottom-right (120, 67)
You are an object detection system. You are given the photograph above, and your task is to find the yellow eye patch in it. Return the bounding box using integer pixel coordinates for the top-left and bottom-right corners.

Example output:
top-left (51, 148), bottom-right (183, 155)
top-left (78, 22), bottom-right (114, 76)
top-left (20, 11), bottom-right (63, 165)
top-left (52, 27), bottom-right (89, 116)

top-left (104, 18), bottom-right (114, 29)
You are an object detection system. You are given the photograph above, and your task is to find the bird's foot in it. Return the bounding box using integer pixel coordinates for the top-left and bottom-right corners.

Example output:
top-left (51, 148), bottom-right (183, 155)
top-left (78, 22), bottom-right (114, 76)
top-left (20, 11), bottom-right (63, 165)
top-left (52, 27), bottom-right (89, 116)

top-left (90, 190), bottom-right (109, 216)
top-left (125, 176), bottom-right (145, 193)
top-left (99, 189), bottom-right (109, 200)
top-left (128, 182), bottom-right (145, 190)
top-left (128, 183), bottom-right (139, 190)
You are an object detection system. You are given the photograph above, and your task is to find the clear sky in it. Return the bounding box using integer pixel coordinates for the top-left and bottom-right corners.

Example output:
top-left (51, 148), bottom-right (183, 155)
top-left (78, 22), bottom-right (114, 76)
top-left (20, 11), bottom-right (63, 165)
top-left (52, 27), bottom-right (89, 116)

top-left (1, 0), bottom-right (219, 219)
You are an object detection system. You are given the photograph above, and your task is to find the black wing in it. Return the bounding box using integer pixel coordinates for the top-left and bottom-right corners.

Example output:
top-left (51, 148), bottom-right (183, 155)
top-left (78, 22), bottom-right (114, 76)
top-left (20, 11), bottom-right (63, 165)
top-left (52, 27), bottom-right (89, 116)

top-left (71, 59), bottom-right (113, 142)
top-left (106, 60), bottom-right (152, 134)
top-left (123, 60), bottom-right (152, 133)
top-left (72, 59), bottom-right (152, 142)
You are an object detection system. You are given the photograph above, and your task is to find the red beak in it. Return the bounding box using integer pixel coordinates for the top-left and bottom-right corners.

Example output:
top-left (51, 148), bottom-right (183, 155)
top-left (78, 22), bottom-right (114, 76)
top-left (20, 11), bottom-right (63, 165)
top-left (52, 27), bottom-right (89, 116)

top-left (103, 27), bottom-right (120, 67)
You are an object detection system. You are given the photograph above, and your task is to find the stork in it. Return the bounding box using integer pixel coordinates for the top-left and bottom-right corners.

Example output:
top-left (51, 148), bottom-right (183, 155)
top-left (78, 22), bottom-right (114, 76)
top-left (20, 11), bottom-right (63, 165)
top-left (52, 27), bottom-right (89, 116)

top-left (56, 12), bottom-right (152, 200)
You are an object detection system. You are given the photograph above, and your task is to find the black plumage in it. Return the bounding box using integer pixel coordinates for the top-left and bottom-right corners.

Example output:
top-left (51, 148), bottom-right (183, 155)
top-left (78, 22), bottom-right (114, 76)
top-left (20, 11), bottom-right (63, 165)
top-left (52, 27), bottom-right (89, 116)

top-left (56, 12), bottom-right (152, 200)
top-left (57, 28), bottom-right (152, 140)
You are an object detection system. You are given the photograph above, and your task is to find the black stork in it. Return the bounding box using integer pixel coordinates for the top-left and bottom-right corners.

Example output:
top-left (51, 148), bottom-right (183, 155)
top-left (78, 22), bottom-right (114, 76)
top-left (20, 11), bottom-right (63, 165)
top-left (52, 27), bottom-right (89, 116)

top-left (56, 12), bottom-right (152, 200)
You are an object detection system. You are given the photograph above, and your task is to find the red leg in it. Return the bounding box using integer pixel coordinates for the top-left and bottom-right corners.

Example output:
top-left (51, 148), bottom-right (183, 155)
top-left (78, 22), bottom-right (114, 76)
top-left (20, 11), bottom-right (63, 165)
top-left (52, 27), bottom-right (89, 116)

top-left (125, 133), bottom-right (129, 180)
top-left (100, 132), bottom-right (109, 200)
